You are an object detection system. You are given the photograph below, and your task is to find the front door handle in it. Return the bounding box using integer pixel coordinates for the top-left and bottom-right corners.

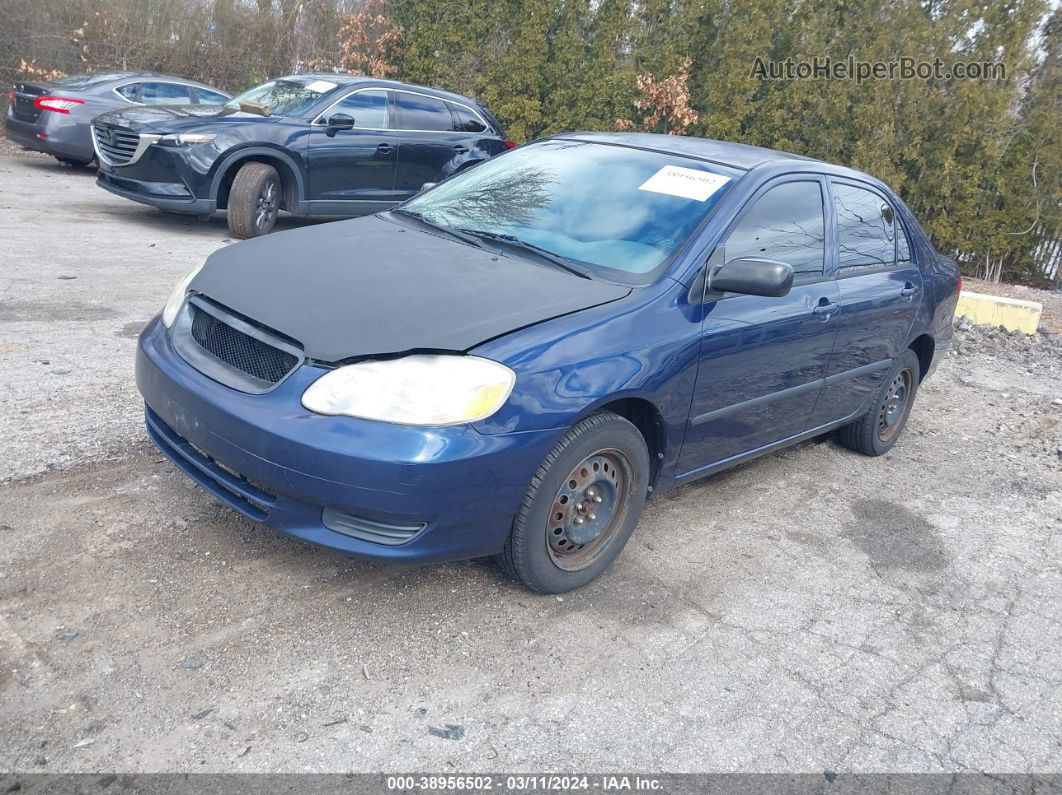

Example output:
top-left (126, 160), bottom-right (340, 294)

top-left (813, 300), bottom-right (840, 318)
top-left (452, 145), bottom-right (469, 154)
top-left (376, 143), bottom-right (394, 154)
top-left (900, 282), bottom-right (921, 300)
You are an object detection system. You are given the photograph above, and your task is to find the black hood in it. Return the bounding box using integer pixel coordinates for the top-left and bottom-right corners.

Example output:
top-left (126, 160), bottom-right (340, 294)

top-left (94, 104), bottom-right (274, 133)
top-left (188, 215), bottom-right (630, 362)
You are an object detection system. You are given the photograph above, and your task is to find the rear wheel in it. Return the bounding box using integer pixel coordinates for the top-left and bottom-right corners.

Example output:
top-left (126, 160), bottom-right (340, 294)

top-left (56, 156), bottom-right (94, 168)
top-left (227, 162), bottom-right (281, 238)
top-left (836, 349), bottom-right (921, 456)
top-left (497, 412), bottom-right (650, 593)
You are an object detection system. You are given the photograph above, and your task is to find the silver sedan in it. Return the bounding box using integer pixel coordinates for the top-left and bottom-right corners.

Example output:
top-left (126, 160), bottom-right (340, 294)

top-left (5, 71), bottom-right (229, 167)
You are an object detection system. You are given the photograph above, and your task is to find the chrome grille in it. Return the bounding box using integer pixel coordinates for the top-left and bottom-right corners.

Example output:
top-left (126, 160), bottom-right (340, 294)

top-left (189, 304), bottom-right (299, 385)
top-left (93, 124), bottom-right (140, 165)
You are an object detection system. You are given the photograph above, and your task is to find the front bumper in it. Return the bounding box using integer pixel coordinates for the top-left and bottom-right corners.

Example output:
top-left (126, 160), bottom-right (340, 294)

top-left (95, 137), bottom-right (219, 214)
top-left (97, 168), bottom-right (216, 215)
top-left (136, 317), bottom-right (557, 563)
top-left (5, 114), bottom-right (94, 161)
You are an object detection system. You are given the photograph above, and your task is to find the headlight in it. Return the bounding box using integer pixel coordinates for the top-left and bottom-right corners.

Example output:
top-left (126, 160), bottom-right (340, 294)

top-left (301, 355), bottom-right (516, 426)
top-left (161, 262), bottom-right (204, 327)
top-left (157, 133), bottom-right (217, 147)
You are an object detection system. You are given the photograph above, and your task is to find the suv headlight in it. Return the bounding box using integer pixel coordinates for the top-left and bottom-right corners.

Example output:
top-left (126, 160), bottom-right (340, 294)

top-left (301, 355), bottom-right (516, 426)
top-left (157, 133), bottom-right (217, 147)
top-left (161, 263), bottom-right (204, 327)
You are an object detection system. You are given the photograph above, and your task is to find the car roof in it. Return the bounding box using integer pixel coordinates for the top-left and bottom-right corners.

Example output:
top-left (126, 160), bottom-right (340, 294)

top-left (278, 74), bottom-right (483, 105)
top-left (551, 131), bottom-right (817, 170)
top-left (550, 131), bottom-right (888, 188)
top-left (51, 71), bottom-right (226, 92)
top-left (89, 71), bottom-right (212, 83)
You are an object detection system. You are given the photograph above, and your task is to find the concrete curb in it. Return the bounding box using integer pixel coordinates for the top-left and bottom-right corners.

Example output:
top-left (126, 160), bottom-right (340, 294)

top-left (955, 290), bottom-right (1042, 334)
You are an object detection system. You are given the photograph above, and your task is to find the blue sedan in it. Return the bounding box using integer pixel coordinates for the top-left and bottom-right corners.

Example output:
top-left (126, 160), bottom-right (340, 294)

top-left (136, 132), bottom-right (960, 593)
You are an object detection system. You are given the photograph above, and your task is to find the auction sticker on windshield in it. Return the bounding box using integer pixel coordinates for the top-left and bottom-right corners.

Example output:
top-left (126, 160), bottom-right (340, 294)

top-left (638, 165), bottom-right (731, 201)
top-left (305, 80), bottom-right (337, 93)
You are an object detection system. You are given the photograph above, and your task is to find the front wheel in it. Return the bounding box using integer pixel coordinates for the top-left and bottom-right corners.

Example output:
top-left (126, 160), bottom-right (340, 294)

top-left (227, 162), bottom-right (281, 238)
top-left (836, 349), bottom-right (921, 456)
top-left (497, 412), bottom-right (650, 593)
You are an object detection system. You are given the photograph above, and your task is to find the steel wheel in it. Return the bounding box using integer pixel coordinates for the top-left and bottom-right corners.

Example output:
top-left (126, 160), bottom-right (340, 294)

top-left (545, 449), bottom-right (635, 571)
top-left (877, 368), bottom-right (913, 443)
top-left (255, 178), bottom-right (279, 231)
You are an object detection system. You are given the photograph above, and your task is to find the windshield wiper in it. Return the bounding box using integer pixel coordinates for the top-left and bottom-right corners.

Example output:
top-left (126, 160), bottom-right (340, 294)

top-left (391, 209), bottom-right (486, 249)
top-left (457, 229), bottom-right (592, 279)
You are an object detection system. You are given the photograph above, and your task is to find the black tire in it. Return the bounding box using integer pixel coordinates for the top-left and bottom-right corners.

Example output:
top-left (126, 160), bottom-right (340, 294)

top-left (497, 412), bottom-right (650, 593)
top-left (836, 349), bottom-right (921, 456)
top-left (227, 162), bottom-right (281, 238)
top-left (56, 156), bottom-right (94, 168)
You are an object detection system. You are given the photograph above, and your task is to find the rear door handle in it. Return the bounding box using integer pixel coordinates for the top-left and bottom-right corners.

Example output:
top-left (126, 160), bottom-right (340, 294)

top-left (452, 145), bottom-right (469, 154)
top-left (376, 143), bottom-right (394, 154)
top-left (813, 300), bottom-right (840, 318)
top-left (900, 282), bottom-right (921, 300)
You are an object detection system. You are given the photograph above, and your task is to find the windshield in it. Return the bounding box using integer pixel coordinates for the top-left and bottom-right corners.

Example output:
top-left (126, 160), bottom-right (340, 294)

top-left (401, 140), bottom-right (738, 283)
top-left (225, 77), bottom-right (338, 117)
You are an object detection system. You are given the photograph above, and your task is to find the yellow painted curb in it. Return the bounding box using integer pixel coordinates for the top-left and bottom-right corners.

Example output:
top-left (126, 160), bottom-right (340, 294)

top-left (955, 290), bottom-right (1041, 335)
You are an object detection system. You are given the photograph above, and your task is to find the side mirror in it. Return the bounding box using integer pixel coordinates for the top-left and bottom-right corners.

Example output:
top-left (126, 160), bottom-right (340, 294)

top-left (710, 257), bottom-right (794, 297)
top-left (325, 113), bottom-right (355, 136)
top-left (418, 182), bottom-right (437, 194)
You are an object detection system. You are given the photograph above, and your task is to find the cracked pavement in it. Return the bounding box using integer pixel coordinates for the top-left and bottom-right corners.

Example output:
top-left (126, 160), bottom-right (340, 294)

top-left (1, 154), bottom-right (1061, 773)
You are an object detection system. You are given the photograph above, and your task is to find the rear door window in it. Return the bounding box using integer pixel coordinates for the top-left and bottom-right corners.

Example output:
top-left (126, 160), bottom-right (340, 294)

top-left (139, 82), bottom-right (193, 105)
top-left (396, 93), bottom-right (452, 131)
top-left (833, 183), bottom-right (898, 272)
top-left (196, 88), bottom-right (229, 105)
top-left (896, 217), bottom-right (912, 265)
top-left (723, 180), bottom-right (826, 279)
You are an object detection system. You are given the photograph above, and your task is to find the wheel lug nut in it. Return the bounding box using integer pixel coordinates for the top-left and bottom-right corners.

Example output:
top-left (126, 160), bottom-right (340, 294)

top-left (574, 517), bottom-right (584, 525)
top-left (588, 513), bottom-right (596, 520)
top-left (593, 495), bottom-right (602, 503)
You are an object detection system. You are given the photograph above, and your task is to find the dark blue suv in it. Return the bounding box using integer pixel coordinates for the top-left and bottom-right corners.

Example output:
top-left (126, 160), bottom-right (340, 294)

top-left (92, 74), bottom-right (512, 237)
top-left (135, 133), bottom-right (960, 593)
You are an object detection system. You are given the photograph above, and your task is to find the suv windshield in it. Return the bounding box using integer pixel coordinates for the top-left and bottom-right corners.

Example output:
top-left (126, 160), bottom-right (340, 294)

top-left (225, 77), bottom-right (338, 117)
top-left (400, 139), bottom-right (738, 284)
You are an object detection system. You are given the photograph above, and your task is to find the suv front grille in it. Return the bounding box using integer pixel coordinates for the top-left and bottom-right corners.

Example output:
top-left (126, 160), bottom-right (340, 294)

top-left (190, 304), bottom-right (299, 385)
top-left (93, 124), bottom-right (140, 165)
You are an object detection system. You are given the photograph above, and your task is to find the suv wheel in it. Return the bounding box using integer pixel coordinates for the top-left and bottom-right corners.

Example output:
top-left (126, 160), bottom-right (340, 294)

top-left (497, 412), bottom-right (650, 593)
top-left (228, 162), bottom-right (281, 238)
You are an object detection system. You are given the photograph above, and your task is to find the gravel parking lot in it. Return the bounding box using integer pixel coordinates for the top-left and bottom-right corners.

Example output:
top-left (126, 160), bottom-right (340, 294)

top-left (1, 153), bottom-right (1061, 774)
